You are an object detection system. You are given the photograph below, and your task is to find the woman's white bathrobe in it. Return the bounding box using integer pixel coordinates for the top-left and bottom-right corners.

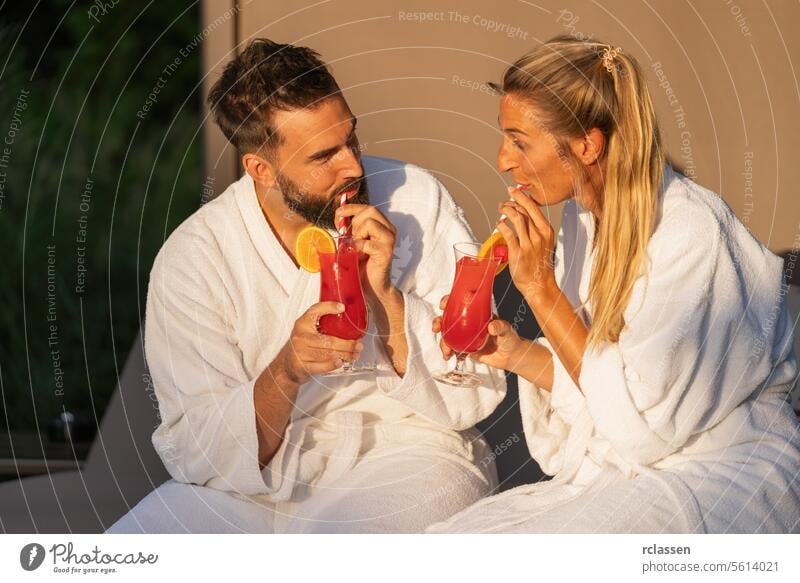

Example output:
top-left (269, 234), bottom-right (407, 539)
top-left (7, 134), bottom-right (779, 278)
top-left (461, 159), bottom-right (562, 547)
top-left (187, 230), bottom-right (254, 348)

top-left (107, 156), bottom-right (506, 533)
top-left (430, 166), bottom-right (800, 533)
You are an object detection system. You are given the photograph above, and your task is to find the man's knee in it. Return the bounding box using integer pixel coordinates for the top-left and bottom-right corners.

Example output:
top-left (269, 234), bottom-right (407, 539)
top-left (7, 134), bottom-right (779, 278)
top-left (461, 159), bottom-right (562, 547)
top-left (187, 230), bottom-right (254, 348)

top-left (287, 455), bottom-right (492, 533)
top-left (106, 480), bottom-right (194, 533)
top-left (105, 480), bottom-right (274, 534)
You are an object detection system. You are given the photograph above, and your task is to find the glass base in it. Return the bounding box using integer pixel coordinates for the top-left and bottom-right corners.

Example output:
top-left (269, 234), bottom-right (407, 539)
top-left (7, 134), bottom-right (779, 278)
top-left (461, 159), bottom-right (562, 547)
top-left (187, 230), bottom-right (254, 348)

top-left (433, 369), bottom-right (481, 388)
top-left (321, 361), bottom-right (376, 377)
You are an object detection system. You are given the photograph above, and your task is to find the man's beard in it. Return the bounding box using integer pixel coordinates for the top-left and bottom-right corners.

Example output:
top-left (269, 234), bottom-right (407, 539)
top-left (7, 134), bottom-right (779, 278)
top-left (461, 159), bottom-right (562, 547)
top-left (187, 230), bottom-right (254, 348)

top-left (277, 173), bottom-right (370, 230)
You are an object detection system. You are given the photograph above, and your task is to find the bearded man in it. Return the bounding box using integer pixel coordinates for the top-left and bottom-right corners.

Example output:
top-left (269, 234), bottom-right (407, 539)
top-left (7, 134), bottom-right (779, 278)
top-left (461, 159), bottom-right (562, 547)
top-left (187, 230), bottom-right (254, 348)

top-left (106, 39), bottom-right (505, 533)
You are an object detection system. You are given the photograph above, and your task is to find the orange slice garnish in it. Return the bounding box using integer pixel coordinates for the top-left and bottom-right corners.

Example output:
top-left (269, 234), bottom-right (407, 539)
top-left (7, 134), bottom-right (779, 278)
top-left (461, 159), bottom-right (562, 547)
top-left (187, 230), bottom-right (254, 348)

top-left (477, 231), bottom-right (508, 275)
top-left (295, 226), bottom-right (336, 273)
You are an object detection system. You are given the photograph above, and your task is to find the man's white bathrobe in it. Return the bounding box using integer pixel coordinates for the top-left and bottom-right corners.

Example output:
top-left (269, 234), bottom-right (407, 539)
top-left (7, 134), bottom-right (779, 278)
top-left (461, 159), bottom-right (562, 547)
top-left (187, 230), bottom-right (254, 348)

top-left (430, 166), bottom-right (800, 533)
top-left (107, 156), bottom-right (506, 533)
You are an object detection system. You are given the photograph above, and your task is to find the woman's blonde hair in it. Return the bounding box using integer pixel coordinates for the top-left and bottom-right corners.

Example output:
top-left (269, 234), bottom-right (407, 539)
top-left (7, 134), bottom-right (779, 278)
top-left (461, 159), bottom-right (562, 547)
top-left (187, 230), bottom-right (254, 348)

top-left (495, 35), bottom-right (664, 347)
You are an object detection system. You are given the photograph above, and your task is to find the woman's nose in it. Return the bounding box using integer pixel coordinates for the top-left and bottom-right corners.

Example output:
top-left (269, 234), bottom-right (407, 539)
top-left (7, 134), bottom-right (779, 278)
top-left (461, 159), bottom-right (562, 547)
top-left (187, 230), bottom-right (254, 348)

top-left (496, 141), bottom-right (515, 173)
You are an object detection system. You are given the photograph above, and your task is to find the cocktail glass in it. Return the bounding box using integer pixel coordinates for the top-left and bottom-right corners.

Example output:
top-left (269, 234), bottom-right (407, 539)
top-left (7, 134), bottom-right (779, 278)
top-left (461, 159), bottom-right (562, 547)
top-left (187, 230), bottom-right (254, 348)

top-left (433, 242), bottom-right (499, 387)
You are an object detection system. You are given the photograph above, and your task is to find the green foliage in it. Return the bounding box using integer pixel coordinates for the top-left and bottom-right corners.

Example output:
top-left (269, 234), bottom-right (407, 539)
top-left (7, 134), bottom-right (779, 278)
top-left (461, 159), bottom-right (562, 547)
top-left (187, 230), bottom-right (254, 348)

top-left (0, 1), bottom-right (202, 432)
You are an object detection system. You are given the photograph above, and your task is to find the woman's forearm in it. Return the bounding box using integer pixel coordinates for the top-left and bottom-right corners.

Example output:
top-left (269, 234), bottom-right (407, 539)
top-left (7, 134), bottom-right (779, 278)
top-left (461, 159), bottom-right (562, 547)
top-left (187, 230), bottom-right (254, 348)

top-left (525, 279), bottom-right (589, 388)
top-left (507, 338), bottom-right (554, 391)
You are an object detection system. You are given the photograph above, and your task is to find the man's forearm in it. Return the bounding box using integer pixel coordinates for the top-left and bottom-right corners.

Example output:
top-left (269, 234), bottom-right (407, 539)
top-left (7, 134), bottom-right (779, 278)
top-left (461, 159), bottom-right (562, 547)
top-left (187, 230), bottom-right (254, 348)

top-left (370, 287), bottom-right (407, 376)
top-left (253, 359), bottom-right (301, 468)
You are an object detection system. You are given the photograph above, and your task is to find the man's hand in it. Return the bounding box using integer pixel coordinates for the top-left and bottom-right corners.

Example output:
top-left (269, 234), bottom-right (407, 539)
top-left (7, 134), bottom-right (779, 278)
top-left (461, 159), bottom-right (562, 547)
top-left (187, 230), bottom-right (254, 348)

top-left (334, 204), bottom-right (408, 375)
top-left (334, 204), bottom-right (397, 301)
top-left (254, 301), bottom-right (364, 467)
top-left (273, 300), bottom-right (364, 384)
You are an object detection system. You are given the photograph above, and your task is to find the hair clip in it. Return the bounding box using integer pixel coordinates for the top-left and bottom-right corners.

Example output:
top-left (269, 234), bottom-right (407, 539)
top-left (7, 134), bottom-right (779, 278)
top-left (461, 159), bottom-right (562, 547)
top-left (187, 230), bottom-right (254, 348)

top-left (601, 46), bottom-right (622, 73)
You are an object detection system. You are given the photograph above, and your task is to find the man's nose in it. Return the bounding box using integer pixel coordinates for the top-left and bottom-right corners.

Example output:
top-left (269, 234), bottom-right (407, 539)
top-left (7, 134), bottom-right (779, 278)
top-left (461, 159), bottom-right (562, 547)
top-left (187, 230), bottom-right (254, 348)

top-left (338, 143), bottom-right (363, 179)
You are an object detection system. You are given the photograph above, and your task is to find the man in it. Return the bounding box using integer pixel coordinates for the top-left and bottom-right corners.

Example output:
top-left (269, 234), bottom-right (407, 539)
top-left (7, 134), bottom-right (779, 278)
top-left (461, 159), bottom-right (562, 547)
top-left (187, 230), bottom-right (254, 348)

top-left (107, 39), bottom-right (505, 533)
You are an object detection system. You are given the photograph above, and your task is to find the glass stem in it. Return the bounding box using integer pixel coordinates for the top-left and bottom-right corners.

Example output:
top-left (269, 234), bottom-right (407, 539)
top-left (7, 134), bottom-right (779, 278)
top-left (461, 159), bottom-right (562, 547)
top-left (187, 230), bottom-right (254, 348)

top-left (454, 354), bottom-right (467, 374)
top-left (341, 359), bottom-right (353, 373)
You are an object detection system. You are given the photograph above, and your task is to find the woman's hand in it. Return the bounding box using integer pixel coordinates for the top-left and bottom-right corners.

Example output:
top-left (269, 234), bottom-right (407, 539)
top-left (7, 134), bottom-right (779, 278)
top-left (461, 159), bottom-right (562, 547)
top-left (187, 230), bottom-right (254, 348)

top-left (497, 186), bottom-right (558, 304)
top-left (432, 295), bottom-right (527, 371)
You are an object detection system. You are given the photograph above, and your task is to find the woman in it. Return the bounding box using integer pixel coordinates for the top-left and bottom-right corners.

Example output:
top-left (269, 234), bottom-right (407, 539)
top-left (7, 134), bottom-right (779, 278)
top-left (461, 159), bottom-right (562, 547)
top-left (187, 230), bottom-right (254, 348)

top-left (430, 36), bottom-right (800, 533)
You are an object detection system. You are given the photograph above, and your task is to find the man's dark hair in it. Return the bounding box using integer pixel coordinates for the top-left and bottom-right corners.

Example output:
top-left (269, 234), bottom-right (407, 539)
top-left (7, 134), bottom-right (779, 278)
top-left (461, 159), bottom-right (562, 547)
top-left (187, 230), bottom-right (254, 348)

top-left (207, 39), bottom-right (341, 155)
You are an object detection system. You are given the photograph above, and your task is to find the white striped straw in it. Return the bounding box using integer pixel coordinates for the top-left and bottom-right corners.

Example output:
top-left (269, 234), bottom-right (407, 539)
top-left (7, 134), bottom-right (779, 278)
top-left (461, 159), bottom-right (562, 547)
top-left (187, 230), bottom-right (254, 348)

top-left (337, 191), bottom-right (349, 235)
top-left (491, 218), bottom-right (506, 236)
top-left (491, 183), bottom-right (524, 235)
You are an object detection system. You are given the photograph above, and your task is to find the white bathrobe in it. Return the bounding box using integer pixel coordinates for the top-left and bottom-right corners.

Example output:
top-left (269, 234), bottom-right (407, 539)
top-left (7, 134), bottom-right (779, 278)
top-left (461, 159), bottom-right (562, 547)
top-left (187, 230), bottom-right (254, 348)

top-left (430, 166), bottom-right (800, 533)
top-left (107, 156), bottom-right (506, 533)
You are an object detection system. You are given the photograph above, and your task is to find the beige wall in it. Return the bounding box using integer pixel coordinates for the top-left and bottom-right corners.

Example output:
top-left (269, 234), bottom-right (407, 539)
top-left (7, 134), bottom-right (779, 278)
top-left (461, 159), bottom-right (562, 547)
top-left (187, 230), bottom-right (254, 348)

top-left (201, 0), bottom-right (239, 192)
top-left (203, 0), bottom-right (800, 252)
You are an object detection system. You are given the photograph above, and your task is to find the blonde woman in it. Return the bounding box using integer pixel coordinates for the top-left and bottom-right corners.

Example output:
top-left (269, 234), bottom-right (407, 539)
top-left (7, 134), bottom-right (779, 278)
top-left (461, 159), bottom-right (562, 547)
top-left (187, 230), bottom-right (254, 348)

top-left (430, 36), bottom-right (800, 533)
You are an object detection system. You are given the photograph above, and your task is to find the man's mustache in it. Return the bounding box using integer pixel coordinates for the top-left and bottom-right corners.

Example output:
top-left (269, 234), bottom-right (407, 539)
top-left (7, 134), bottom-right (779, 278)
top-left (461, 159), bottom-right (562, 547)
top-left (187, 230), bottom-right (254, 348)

top-left (305, 178), bottom-right (365, 216)
top-left (332, 178), bottom-right (364, 198)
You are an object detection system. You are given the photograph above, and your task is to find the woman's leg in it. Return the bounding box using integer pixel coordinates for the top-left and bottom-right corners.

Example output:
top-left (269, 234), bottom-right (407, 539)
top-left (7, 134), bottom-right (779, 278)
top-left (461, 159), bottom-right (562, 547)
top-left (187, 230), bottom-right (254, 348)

top-left (504, 472), bottom-right (698, 533)
top-left (674, 458), bottom-right (800, 533)
top-left (431, 469), bottom-right (700, 534)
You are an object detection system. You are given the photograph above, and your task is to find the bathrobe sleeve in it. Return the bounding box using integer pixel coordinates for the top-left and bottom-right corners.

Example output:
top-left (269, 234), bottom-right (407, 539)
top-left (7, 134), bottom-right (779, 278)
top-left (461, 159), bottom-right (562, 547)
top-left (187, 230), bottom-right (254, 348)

top-left (145, 227), bottom-right (269, 495)
top-left (579, 205), bottom-right (794, 466)
top-left (376, 173), bottom-right (506, 430)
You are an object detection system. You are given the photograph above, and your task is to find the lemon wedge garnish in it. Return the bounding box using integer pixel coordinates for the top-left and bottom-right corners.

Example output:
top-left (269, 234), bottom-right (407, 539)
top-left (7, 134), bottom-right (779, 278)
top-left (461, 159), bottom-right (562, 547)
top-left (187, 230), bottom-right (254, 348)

top-left (477, 231), bottom-right (508, 275)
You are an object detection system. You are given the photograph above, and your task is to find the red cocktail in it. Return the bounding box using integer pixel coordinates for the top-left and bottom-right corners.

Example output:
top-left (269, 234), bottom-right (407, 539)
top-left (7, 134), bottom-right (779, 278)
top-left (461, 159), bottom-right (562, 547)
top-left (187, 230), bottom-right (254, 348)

top-left (435, 242), bottom-right (499, 387)
top-left (317, 236), bottom-right (370, 374)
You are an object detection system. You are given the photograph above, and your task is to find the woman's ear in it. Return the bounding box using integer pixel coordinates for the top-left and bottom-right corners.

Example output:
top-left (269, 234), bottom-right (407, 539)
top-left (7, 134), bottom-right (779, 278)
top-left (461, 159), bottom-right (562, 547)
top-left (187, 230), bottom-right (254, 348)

top-left (242, 151), bottom-right (277, 189)
top-left (570, 128), bottom-right (605, 166)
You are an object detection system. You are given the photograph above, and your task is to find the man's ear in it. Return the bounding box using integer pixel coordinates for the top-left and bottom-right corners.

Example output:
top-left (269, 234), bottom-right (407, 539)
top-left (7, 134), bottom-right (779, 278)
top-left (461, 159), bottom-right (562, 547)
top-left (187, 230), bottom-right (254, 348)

top-left (242, 151), bottom-right (277, 189)
top-left (570, 128), bottom-right (605, 166)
